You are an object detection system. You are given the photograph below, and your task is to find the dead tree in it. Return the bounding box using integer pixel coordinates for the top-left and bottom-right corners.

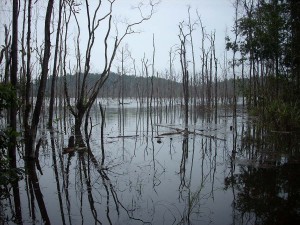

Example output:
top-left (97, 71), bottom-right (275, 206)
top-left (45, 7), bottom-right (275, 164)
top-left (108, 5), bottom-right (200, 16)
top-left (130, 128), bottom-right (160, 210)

top-left (9, 0), bottom-right (18, 168)
top-left (9, 1), bottom-right (23, 223)
top-left (197, 12), bottom-right (207, 109)
top-left (187, 7), bottom-right (197, 121)
top-left (211, 31), bottom-right (218, 123)
top-left (48, 0), bottom-right (63, 129)
top-left (179, 22), bottom-right (189, 130)
top-left (24, 0), bottom-right (54, 159)
top-left (63, 0), bottom-right (158, 145)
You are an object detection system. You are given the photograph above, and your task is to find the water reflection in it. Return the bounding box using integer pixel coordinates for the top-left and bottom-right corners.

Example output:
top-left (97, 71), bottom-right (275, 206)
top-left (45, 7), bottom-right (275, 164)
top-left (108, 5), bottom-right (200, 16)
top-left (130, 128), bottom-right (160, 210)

top-left (225, 124), bottom-right (300, 225)
top-left (25, 160), bottom-right (50, 225)
top-left (225, 163), bottom-right (300, 225)
top-left (1, 100), bottom-right (300, 224)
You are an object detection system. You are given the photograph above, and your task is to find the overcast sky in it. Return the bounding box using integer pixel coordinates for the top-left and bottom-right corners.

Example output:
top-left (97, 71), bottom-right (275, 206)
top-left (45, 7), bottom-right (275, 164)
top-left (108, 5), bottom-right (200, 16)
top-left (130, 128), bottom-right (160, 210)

top-left (0, 0), bottom-right (235, 76)
top-left (108, 0), bottom-right (235, 74)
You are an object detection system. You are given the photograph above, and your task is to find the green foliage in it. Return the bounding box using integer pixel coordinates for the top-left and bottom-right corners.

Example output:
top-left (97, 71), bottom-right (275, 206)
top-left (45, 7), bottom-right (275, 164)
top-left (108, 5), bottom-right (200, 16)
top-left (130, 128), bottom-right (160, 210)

top-left (0, 129), bottom-right (24, 199)
top-left (227, 0), bottom-right (300, 131)
top-left (0, 155), bottom-right (24, 185)
top-left (256, 75), bottom-right (300, 131)
top-left (236, 1), bottom-right (288, 61)
top-left (0, 83), bottom-right (23, 199)
top-left (0, 83), bottom-right (18, 114)
top-left (258, 100), bottom-right (300, 131)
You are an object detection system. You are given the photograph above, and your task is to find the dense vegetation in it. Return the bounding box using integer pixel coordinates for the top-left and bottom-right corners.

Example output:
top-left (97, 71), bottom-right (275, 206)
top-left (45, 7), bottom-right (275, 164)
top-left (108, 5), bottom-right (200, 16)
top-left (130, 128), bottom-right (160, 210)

top-left (226, 0), bottom-right (300, 130)
top-left (0, 84), bottom-right (23, 198)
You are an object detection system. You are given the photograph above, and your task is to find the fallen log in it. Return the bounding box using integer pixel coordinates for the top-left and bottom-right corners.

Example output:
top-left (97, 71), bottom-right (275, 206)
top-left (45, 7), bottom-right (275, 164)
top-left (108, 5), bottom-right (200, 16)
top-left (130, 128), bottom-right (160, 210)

top-left (155, 124), bottom-right (226, 141)
top-left (107, 135), bottom-right (139, 139)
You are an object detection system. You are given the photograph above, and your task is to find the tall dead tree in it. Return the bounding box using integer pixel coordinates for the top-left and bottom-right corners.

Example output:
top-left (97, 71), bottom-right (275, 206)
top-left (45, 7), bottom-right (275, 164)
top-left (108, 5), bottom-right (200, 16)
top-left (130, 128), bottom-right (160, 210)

top-left (24, 0), bottom-right (32, 139)
top-left (179, 22), bottom-right (189, 130)
top-left (187, 7), bottom-right (197, 122)
top-left (9, 1), bottom-right (23, 223)
top-left (63, 0), bottom-right (158, 145)
top-left (48, 0), bottom-right (63, 129)
top-left (211, 31), bottom-right (218, 123)
top-left (197, 12), bottom-right (207, 109)
top-left (25, 0), bottom-right (54, 158)
top-left (9, 0), bottom-right (18, 169)
top-left (232, 0), bottom-right (239, 127)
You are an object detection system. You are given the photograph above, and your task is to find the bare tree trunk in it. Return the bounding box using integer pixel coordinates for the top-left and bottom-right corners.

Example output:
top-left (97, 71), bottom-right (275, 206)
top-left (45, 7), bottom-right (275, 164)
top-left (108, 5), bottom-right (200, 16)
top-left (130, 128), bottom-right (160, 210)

top-left (9, 0), bottom-right (18, 169)
top-left (187, 7), bottom-right (196, 123)
top-left (179, 23), bottom-right (189, 130)
top-left (209, 40), bottom-right (213, 111)
top-left (151, 34), bottom-right (155, 116)
top-left (20, 0), bottom-right (27, 107)
top-left (24, 0), bottom-right (32, 135)
top-left (197, 13), bottom-right (206, 109)
top-left (25, 0), bottom-right (54, 159)
top-left (48, 0), bottom-right (63, 129)
top-left (232, 0), bottom-right (239, 128)
top-left (10, 1), bottom-right (23, 223)
top-left (3, 26), bottom-right (11, 84)
top-left (169, 48), bottom-right (174, 108)
top-left (241, 56), bottom-right (245, 107)
top-left (99, 103), bottom-right (105, 166)
top-left (212, 32), bottom-right (218, 124)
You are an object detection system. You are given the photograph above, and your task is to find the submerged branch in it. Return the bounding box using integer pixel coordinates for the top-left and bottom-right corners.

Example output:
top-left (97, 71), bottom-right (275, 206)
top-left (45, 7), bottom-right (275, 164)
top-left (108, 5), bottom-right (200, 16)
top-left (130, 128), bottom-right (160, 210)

top-left (155, 124), bottom-right (226, 141)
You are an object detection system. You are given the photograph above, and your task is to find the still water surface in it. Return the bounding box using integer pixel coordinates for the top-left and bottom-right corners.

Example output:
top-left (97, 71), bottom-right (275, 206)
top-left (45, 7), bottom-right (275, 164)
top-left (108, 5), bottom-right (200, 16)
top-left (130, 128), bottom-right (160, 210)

top-left (2, 99), bottom-right (300, 225)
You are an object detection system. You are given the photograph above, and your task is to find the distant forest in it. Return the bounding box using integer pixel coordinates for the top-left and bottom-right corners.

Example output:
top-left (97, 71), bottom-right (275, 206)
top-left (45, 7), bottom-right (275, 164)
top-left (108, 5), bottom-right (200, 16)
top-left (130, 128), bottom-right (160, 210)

top-left (38, 72), bottom-right (237, 100)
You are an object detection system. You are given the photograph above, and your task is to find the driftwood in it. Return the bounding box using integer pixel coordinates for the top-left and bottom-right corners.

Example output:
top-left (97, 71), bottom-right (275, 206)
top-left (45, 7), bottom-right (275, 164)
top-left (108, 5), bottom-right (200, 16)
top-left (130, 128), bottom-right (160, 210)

top-left (62, 146), bottom-right (87, 154)
top-left (107, 135), bottom-right (139, 139)
top-left (155, 124), bottom-right (226, 141)
top-left (159, 132), bottom-right (180, 136)
top-left (270, 130), bottom-right (292, 134)
top-left (193, 130), bottom-right (226, 141)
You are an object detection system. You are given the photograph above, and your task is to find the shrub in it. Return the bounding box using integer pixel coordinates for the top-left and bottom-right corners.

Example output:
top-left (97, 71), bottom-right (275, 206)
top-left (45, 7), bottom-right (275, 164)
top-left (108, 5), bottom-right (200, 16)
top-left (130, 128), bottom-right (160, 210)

top-left (263, 100), bottom-right (300, 131)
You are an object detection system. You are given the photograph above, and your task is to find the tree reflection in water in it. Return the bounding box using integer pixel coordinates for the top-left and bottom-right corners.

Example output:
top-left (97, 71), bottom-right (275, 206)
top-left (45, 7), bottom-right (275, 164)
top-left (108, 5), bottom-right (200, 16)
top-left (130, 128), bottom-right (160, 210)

top-left (176, 131), bottom-right (219, 225)
top-left (225, 124), bottom-right (300, 225)
top-left (1, 103), bottom-right (300, 224)
top-left (25, 160), bottom-right (51, 225)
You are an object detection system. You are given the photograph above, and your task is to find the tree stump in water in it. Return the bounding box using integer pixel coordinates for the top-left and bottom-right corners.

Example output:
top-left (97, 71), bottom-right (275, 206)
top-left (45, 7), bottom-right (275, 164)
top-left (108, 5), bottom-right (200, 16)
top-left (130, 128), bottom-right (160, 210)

top-left (63, 136), bottom-right (75, 154)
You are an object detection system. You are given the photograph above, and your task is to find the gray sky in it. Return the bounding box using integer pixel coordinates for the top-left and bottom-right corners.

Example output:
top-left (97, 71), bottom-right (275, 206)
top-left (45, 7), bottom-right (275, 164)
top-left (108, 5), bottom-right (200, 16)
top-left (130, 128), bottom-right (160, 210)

top-left (109, 0), bottom-right (235, 74)
top-left (0, 0), bottom-right (235, 77)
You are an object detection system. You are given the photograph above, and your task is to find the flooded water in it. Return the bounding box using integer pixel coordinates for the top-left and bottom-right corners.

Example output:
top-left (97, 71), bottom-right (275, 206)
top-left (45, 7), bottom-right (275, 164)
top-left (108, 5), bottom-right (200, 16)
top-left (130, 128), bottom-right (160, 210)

top-left (1, 99), bottom-right (300, 225)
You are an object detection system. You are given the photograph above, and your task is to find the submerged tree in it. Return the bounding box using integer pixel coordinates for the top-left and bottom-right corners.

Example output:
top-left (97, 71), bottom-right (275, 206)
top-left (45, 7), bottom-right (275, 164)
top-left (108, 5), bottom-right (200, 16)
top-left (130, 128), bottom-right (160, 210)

top-left (0, 1), bottom-right (55, 159)
top-left (9, 0), bottom-right (18, 169)
top-left (178, 22), bottom-right (189, 130)
top-left (48, 0), bottom-right (63, 129)
top-left (24, 0), bottom-right (54, 158)
top-left (62, 0), bottom-right (158, 145)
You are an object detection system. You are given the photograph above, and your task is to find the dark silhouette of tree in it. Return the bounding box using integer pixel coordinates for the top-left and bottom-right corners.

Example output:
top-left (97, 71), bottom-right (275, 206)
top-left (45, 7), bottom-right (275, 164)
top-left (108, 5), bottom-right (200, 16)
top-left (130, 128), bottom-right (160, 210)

top-left (48, 0), bottom-right (63, 129)
top-left (9, 0), bottom-right (18, 170)
top-left (24, 0), bottom-right (54, 159)
top-left (289, 0), bottom-right (300, 88)
top-left (178, 22), bottom-right (189, 130)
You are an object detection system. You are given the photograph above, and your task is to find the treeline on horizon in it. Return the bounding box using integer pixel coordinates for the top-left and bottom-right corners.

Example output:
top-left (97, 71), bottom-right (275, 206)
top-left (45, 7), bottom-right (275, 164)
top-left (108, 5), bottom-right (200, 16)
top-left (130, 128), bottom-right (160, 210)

top-left (36, 72), bottom-right (237, 100)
